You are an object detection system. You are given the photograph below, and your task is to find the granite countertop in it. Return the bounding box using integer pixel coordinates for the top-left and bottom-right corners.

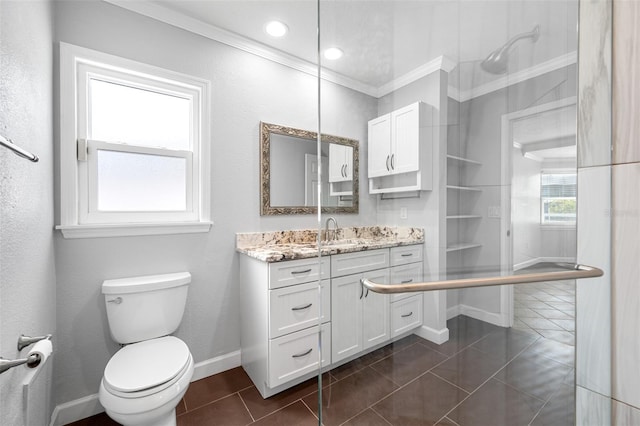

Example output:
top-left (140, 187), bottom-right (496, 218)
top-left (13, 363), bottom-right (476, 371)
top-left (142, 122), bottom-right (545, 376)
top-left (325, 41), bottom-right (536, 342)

top-left (236, 226), bottom-right (424, 262)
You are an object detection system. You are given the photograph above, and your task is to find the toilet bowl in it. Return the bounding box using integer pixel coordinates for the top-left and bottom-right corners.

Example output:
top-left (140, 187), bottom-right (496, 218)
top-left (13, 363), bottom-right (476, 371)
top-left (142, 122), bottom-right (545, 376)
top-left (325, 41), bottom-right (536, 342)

top-left (99, 272), bottom-right (193, 426)
top-left (99, 336), bottom-right (194, 426)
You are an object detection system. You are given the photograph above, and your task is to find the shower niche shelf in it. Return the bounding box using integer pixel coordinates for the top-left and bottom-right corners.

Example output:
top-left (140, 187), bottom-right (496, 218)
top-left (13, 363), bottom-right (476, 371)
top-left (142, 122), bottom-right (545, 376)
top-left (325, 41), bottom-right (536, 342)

top-left (447, 155), bottom-right (481, 167)
top-left (446, 185), bottom-right (482, 192)
top-left (446, 243), bottom-right (482, 253)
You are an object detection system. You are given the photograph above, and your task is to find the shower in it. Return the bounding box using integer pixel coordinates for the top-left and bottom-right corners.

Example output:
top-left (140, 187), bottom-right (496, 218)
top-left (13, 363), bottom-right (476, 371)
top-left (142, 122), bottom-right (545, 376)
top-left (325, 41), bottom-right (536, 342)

top-left (481, 24), bottom-right (540, 74)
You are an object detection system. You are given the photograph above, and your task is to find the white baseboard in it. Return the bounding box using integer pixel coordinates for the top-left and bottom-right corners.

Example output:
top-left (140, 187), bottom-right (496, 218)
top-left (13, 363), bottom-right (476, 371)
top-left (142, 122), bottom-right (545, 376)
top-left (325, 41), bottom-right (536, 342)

top-left (447, 304), bottom-right (510, 328)
top-left (50, 394), bottom-right (103, 426)
top-left (191, 350), bottom-right (241, 382)
top-left (514, 257), bottom-right (542, 271)
top-left (414, 324), bottom-right (449, 344)
top-left (446, 304), bottom-right (461, 320)
top-left (50, 350), bottom-right (241, 426)
top-left (514, 256), bottom-right (576, 271)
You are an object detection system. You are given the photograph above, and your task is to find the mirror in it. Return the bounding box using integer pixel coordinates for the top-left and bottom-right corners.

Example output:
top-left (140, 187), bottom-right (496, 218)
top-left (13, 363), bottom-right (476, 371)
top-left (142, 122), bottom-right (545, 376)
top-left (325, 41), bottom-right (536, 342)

top-left (260, 122), bottom-right (359, 215)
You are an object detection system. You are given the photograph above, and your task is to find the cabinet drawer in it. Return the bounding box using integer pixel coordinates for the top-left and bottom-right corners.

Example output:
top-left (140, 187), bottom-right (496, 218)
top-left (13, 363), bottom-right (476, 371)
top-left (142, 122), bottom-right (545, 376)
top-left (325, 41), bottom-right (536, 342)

top-left (270, 280), bottom-right (330, 338)
top-left (331, 249), bottom-right (389, 278)
top-left (390, 294), bottom-right (423, 338)
top-left (269, 257), bottom-right (329, 289)
top-left (390, 245), bottom-right (423, 266)
top-left (268, 323), bottom-right (331, 388)
top-left (389, 262), bottom-right (423, 302)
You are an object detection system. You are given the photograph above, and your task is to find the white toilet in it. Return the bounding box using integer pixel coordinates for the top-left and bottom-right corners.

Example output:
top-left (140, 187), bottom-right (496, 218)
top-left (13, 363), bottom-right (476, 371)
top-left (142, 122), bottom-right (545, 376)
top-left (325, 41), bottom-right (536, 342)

top-left (98, 272), bottom-right (194, 426)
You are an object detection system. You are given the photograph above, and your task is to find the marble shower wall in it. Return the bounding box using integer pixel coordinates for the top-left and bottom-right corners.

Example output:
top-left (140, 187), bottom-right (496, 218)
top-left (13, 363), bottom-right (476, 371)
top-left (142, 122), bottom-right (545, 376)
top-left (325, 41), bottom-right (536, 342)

top-left (577, 0), bottom-right (640, 422)
top-left (576, 0), bottom-right (613, 422)
top-left (611, 0), bottom-right (640, 419)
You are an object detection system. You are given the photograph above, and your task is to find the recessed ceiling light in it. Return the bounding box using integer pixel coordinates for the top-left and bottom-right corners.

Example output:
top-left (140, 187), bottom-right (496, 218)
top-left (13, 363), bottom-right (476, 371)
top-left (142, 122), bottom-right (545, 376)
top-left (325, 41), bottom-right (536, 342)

top-left (323, 47), bottom-right (344, 60)
top-left (265, 21), bottom-right (288, 38)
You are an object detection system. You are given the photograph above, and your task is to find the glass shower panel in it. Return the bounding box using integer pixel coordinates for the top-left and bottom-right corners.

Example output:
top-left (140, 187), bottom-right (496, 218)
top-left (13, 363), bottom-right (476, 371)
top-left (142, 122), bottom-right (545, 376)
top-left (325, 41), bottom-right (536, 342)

top-left (314, 1), bottom-right (597, 425)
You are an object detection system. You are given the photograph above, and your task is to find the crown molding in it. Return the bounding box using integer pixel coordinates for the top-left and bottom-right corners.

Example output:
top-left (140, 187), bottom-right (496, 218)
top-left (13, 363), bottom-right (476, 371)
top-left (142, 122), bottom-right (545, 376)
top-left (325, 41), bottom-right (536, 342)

top-left (103, 0), bottom-right (380, 97)
top-left (376, 55), bottom-right (456, 98)
top-left (104, 1), bottom-right (576, 102)
top-left (449, 51), bottom-right (578, 103)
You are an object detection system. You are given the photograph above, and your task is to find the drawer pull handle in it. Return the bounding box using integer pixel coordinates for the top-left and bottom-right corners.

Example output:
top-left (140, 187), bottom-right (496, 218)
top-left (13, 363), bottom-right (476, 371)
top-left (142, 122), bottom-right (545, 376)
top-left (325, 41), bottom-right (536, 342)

top-left (292, 348), bottom-right (313, 358)
top-left (401, 253), bottom-right (413, 257)
top-left (291, 269), bottom-right (312, 275)
top-left (401, 279), bottom-right (413, 284)
top-left (401, 311), bottom-right (413, 318)
top-left (291, 303), bottom-right (313, 311)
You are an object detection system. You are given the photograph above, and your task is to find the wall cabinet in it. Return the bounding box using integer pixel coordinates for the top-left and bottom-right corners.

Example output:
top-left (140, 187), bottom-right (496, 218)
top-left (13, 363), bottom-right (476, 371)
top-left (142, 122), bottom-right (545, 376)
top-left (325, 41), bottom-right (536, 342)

top-left (328, 143), bottom-right (353, 183)
top-left (329, 144), bottom-right (353, 196)
top-left (368, 101), bottom-right (433, 193)
top-left (239, 244), bottom-right (423, 398)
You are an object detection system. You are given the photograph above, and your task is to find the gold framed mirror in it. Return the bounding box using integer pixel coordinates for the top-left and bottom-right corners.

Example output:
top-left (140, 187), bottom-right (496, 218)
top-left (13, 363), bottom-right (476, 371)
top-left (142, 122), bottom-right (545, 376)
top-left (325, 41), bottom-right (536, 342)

top-left (260, 122), bottom-right (359, 215)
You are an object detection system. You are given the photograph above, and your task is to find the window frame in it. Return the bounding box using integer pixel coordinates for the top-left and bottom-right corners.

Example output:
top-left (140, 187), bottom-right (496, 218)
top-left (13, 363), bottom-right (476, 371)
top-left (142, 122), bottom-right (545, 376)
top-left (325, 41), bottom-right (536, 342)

top-left (58, 42), bottom-right (211, 238)
top-left (540, 169), bottom-right (577, 228)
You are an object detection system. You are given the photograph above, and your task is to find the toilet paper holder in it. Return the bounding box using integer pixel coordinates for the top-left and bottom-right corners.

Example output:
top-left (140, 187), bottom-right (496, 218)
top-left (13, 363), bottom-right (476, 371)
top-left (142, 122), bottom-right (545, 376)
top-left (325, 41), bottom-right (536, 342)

top-left (0, 334), bottom-right (52, 375)
top-left (17, 334), bottom-right (52, 351)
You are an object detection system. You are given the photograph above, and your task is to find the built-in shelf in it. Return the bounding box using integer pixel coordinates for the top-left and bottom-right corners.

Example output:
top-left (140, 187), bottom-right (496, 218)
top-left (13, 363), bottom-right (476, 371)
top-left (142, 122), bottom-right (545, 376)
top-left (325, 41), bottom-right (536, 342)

top-left (446, 185), bottom-right (482, 192)
top-left (446, 243), bottom-right (483, 253)
top-left (446, 215), bottom-right (482, 220)
top-left (446, 155), bottom-right (481, 166)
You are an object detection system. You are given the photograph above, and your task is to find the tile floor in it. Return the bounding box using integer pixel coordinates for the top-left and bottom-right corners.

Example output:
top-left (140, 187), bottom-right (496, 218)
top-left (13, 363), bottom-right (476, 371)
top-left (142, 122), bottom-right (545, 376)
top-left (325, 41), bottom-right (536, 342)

top-left (513, 280), bottom-right (576, 346)
top-left (71, 315), bottom-right (575, 426)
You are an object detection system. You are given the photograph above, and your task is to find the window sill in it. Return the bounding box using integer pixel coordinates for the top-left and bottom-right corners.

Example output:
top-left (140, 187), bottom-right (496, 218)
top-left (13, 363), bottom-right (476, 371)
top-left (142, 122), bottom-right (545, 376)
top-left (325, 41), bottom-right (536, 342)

top-left (56, 221), bottom-right (213, 239)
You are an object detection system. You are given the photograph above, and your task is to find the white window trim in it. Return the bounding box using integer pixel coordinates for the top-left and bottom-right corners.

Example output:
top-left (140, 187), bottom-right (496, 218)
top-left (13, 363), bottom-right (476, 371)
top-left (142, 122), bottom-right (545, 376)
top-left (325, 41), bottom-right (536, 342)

top-left (57, 42), bottom-right (212, 238)
top-left (540, 169), bottom-right (576, 229)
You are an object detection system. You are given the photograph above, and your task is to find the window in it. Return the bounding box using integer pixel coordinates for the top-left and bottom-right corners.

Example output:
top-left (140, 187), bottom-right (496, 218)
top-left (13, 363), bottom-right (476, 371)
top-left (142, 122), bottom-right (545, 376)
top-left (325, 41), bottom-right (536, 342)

top-left (58, 43), bottom-right (211, 238)
top-left (540, 172), bottom-right (576, 225)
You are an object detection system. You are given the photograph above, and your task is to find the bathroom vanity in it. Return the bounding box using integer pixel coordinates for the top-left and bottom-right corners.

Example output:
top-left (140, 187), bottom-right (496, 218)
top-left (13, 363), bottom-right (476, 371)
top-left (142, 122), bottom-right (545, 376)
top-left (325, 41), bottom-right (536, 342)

top-left (237, 227), bottom-right (424, 398)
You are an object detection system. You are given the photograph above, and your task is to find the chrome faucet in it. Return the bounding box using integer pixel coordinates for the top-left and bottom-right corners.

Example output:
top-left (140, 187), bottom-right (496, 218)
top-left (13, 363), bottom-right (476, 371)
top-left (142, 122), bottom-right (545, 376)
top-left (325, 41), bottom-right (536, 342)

top-left (325, 217), bottom-right (338, 241)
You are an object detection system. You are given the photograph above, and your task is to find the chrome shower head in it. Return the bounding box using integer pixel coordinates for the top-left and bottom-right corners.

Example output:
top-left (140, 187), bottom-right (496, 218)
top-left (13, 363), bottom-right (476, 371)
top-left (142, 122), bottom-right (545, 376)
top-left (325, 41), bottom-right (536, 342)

top-left (481, 25), bottom-right (540, 74)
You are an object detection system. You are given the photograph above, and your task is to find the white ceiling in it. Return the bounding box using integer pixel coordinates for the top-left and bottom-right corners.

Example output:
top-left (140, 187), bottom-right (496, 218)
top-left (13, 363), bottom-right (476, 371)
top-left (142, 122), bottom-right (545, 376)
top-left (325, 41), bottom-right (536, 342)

top-left (513, 103), bottom-right (577, 160)
top-left (141, 0), bottom-right (578, 94)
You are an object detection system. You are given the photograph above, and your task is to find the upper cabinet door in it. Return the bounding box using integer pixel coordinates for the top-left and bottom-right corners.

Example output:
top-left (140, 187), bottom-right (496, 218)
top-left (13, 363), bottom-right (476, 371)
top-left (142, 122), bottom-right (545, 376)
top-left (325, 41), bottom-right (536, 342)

top-left (367, 113), bottom-right (392, 178)
top-left (391, 103), bottom-right (421, 174)
top-left (329, 144), bottom-right (354, 183)
top-left (328, 143), bottom-right (347, 183)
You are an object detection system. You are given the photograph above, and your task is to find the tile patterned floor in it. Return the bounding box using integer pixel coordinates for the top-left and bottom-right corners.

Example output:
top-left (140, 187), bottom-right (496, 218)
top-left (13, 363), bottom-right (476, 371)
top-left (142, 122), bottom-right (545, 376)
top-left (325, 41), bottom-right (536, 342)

top-left (513, 280), bottom-right (576, 346)
top-left (71, 315), bottom-right (575, 426)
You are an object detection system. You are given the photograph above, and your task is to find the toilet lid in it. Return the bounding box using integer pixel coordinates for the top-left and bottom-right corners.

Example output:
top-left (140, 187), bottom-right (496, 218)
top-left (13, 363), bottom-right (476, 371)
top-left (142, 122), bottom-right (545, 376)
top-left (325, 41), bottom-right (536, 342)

top-left (104, 336), bottom-right (190, 393)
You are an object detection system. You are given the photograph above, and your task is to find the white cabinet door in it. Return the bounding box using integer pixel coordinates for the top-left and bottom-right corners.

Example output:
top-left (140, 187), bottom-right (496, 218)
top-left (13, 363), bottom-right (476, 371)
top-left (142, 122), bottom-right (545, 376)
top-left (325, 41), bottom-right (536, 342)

top-left (367, 113), bottom-right (391, 178)
top-left (329, 143), bottom-right (345, 183)
top-left (362, 268), bottom-right (390, 350)
top-left (331, 274), bottom-right (363, 363)
top-left (391, 103), bottom-right (420, 174)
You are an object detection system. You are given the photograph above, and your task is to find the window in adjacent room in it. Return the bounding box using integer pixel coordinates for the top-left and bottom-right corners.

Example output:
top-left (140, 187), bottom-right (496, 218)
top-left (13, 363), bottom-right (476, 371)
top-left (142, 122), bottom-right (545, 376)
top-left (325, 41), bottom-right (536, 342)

top-left (58, 43), bottom-right (211, 238)
top-left (540, 172), bottom-right (576, 225)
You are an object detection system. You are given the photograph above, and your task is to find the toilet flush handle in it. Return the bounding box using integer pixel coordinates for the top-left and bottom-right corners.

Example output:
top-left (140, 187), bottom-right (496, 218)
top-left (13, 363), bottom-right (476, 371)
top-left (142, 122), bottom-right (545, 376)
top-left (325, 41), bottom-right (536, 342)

top-left (107, 297), bottom-right (123, 304)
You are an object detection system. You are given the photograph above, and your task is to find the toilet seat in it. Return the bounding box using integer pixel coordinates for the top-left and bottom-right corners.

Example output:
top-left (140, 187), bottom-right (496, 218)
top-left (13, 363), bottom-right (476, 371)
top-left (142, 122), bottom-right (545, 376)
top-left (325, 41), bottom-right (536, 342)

top-left (103, 336), bottom-right (190, 399)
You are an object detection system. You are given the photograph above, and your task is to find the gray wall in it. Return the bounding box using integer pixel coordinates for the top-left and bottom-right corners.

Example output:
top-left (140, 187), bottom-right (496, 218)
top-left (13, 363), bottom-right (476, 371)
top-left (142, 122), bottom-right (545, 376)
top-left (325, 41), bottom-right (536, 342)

top-left (0, 1), bottom-right (56, 424)
top-left (52, 0), bottom-right (377, 405)
top-left (453, 65), bottom-right (577, 314)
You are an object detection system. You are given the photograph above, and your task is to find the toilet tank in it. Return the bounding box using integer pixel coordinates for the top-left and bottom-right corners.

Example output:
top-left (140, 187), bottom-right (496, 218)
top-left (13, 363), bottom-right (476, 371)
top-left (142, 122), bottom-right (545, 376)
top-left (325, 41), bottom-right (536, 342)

top-left (102, 272), bottom-right (191, 344)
